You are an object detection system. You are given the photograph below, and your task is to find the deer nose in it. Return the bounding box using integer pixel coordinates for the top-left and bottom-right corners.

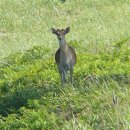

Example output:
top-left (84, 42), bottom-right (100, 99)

top-left (59, 38), bottom-right (62, 40)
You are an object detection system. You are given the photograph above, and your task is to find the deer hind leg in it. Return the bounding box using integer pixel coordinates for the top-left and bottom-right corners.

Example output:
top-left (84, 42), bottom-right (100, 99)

top-left (63, 69), bottom-right (67, 83)
top-left (70, 67), bottom-right (74, 84)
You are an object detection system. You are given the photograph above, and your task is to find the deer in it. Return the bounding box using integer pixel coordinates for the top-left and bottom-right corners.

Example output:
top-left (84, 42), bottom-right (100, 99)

top-left (51, 27), bottom-right (76, 84)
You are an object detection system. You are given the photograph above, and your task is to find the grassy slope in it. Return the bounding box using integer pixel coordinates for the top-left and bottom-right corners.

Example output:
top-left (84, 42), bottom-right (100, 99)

top-left (0, 0), bottom-right (130, 129)
top-left (0, 0), bottom-right (130, 58)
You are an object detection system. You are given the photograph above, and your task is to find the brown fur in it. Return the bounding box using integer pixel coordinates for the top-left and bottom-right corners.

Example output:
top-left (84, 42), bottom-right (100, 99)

top-left (55, 46), bottom-right (76, 65)
top-left (51, 27), bottom-right (76, 84)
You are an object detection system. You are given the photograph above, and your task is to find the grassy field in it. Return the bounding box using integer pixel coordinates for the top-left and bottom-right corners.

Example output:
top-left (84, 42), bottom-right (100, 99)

top-left (0, 0), bottom-right (130, 129)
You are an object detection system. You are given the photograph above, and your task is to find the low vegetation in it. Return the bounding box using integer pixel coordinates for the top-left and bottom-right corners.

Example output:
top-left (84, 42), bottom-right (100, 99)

top-left (0, 39), bottom-right (130, 129)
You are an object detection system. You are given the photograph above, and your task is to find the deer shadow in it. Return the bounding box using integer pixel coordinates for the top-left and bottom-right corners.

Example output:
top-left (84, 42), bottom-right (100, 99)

top-left (0, 76), bottom-right (60, 116)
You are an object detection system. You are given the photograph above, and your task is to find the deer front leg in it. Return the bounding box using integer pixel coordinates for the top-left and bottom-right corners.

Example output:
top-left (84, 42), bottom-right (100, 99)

top-left (58, 65), bottom-right (66, 84)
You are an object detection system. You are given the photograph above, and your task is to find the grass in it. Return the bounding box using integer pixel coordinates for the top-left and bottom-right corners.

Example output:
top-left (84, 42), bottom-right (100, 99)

top-left (0, 0), bottom-right (130, 58)
top-left (0, 0), bottom-right (130, 129)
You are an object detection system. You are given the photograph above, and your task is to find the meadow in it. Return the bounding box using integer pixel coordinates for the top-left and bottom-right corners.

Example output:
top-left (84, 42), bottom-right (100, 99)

top-left (0, 0), bottom-right (130, 129)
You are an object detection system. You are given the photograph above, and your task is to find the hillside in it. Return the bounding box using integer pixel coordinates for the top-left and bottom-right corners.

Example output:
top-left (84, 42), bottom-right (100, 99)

top-left (0, 0), bottom-right (130, 129)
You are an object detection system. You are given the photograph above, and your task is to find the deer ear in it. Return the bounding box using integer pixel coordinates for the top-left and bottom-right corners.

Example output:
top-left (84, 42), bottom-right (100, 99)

top-left (64, 27), bottom-right (70, 34)
top-left (51, 28), bottom-right (57, 34)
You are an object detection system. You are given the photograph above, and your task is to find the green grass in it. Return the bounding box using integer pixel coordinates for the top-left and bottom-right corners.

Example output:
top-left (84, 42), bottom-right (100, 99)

top-left (0, 0), bottom-right (130, 58)
top-left (0, 0), bottom-right (130, 129)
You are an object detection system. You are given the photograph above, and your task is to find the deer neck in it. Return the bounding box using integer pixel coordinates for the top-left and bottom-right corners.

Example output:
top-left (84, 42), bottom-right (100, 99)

top-left (59, 38), bottom-right (68, 53)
